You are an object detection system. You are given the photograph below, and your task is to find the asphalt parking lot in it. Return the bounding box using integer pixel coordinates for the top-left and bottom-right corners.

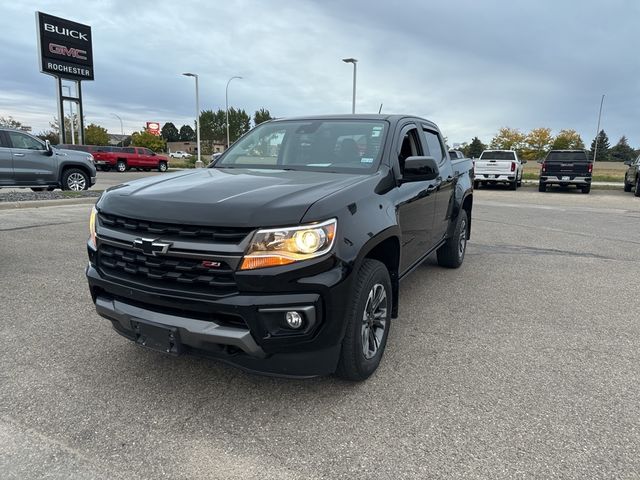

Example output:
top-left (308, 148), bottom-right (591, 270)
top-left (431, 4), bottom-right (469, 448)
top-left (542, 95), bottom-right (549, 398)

top-left (1, 188), bottom-right (639, 479)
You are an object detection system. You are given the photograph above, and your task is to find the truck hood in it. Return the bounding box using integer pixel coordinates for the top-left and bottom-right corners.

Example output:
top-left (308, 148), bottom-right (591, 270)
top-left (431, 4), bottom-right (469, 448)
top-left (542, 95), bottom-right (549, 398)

top-left (97, 167), bottom-right (368, 227)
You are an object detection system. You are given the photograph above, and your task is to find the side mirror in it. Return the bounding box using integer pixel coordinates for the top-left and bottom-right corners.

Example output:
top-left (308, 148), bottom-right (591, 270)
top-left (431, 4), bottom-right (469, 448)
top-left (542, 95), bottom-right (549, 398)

top-left (624, 160), bottom-right (632, 165)
top-left (402, 156), bottom-right (439, 182)
top-left (45, 140), bottom-right (54, 156)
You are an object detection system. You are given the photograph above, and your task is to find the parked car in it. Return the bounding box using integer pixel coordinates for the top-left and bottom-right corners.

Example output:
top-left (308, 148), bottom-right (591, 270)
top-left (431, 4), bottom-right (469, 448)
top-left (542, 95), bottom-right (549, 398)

top-left (211, 152), bottom-right (223, 162)
top-left (170, 151), bottom-right (191, 159)
top-left (538, 150), bottom-right (592, 193)
top-left (623, 155), bottom-right (640, 196)
top-left (92, 146), bottom-right (169, 172)
top-left (474, 150), bottom-right (524, 190)
top-left (0, 128), bottom-right (96, 191)
top-left (86, 114), bottom-right (474, 381)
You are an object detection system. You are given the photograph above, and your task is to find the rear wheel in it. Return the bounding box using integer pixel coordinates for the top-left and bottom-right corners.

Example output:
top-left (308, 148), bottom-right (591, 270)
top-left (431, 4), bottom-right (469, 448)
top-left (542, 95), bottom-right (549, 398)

top-left (116, 160), bottom-right (127, 172)
top-left (538, 182), bottom-right (546, 192)
top-left (158, 161), bottom-right (168, 172)
top-left (510, 179), bottom-right (517, 190)
top-left (624, 176), bottom-right (632, 192)
top-left (473, 180), bottom-right (479, 189)
top-left (61, 168), bottom-right (89, 191)
top-left (581, 185), bottom-right (591, 194)
top-left (336, 259), bottom-right (391, 381)
top-left (437, 209), bottom-right (468, 268)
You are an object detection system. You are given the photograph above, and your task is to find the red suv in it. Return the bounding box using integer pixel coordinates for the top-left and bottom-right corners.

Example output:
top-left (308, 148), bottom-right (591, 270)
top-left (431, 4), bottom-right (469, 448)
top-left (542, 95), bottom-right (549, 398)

top-left (59, 145), bottom-right (169, 172)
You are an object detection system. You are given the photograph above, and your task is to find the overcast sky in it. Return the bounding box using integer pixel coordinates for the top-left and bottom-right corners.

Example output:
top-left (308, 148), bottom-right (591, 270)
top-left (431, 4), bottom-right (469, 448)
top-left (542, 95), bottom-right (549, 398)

top-left (1, 0), bottom-right (638, 147)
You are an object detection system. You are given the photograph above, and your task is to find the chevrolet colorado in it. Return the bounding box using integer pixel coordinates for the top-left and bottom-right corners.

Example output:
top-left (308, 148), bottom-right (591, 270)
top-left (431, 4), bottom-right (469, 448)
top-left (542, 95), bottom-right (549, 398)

top-left (86, 115), bottom-right (473, 380)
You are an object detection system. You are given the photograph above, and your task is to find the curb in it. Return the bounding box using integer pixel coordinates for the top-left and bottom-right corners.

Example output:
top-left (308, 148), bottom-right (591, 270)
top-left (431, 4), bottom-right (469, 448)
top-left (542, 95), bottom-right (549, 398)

top-left (0, 196), bottom-right (98, 211)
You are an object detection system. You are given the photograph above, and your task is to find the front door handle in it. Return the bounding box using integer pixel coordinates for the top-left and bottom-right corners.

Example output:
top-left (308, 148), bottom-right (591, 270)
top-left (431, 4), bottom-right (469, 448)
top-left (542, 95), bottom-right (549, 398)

top-left (13, 153), bottom-right (25, 157)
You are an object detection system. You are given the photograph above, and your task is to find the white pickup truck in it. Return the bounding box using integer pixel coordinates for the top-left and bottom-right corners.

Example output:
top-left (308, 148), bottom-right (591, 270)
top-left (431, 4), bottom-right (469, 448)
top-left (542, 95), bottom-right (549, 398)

top-left (474, 150), bottom-right (525, 190)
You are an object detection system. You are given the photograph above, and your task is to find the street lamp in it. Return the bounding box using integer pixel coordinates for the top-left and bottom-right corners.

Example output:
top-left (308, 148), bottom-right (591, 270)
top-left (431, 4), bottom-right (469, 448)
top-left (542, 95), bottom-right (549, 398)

top-left (182, 72), bottom-right (202, 167)
top-left (62, 85), bottom-right (75, 144)
top-left (342, 58), bottom-right (358, 114)
top-left (111, 113), bottom-right (124, 146)
top-left (226, 76), bottom-right (242, 149)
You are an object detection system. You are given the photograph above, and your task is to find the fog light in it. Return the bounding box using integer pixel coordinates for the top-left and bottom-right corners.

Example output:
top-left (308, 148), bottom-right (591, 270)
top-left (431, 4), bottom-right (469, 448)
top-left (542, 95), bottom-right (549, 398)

top-left (285, 311), bottom-right (303, 329)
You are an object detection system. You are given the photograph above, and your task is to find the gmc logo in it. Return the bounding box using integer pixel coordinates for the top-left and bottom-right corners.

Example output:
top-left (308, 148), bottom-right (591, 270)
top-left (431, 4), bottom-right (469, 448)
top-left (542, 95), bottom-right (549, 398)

top-left (49, 43), bottom-right (87, 60)
top-left (44, 23), bottom-right (88, 41)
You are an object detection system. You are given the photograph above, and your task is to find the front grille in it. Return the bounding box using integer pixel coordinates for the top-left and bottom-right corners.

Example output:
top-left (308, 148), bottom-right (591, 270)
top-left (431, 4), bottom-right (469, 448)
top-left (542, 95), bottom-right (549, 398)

top-left (99, 213), bottom-right (252, 243)
top-left (97, 243), bottom-right (237, 296)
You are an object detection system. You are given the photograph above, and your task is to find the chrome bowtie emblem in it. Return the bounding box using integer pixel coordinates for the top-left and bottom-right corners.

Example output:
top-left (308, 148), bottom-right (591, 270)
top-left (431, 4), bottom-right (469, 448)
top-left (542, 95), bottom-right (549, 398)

top-left (132, 238), bottom-right (172, 256)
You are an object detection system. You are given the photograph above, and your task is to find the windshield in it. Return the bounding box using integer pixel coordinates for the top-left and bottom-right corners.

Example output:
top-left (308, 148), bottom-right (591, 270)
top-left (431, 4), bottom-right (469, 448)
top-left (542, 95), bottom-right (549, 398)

top-left (480, 151), bottom-right (515, 160)
top-left (213, 120), bottom-right (387, 172)
top-left (546, 151), bottom-right (589, 162)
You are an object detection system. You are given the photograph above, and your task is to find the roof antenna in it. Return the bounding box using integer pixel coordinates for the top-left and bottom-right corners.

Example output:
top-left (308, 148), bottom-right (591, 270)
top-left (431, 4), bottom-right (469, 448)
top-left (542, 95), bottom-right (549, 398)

top-left (378, 103), bottom-right (383, 114)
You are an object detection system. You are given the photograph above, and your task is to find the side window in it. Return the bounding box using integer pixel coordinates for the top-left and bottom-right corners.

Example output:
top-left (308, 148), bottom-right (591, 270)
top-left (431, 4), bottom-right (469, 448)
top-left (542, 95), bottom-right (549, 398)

top-left (8, 132), bottom-right (45, 150)
top-left (398, 127), bottom-right (423, 175)
top-left (122, 147), bottom-right (135, 154)
top-left (423, 129), bottom-right (445, 165)
top-left (0, 132), bottom-right (10, 148)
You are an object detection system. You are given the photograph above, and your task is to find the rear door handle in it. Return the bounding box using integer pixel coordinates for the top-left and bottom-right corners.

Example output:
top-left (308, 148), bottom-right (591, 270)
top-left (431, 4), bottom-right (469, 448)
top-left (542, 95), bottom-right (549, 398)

top-left (13, 153), bottom-right (25, 157)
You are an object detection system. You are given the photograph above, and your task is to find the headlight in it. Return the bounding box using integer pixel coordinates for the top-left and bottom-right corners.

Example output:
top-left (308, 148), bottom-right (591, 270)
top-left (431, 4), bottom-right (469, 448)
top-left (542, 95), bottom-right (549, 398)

top-left (89, 206), bottom-right (97, 249)
top-left (240, 219), bottom-right (337, 270)
top-left (88, 154), bottom-right (94, 163)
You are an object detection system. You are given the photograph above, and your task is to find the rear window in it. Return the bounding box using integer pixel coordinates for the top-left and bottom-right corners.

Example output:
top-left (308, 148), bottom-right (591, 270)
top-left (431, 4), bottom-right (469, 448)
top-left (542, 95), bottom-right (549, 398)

top-left (546, 151), bottom-right (588, 162)
top-left (480, 151), bottom-right (516, 160)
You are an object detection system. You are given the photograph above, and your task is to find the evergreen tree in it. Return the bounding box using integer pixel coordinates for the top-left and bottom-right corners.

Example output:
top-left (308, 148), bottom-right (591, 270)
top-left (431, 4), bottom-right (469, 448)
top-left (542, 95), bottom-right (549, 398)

top-left (465, 137), bottom-right (486, 158)
top-left (161, 122), bottom-right (179, 142)
top-left (178, 124), bottom-right (196, 141)
top-left (590, 130), bottom-right (610, 161)
top-left (609, 136), bottom-right (635, 163)
top-left (254, 108), bottom-right (273, 126)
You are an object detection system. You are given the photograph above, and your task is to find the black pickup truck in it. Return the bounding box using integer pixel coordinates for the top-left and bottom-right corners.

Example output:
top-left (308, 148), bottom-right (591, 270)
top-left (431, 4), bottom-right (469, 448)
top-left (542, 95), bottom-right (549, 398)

top-left (86, 115), bottom-right (473, 380)
top-left (538, 149), bottom-right (593, 193)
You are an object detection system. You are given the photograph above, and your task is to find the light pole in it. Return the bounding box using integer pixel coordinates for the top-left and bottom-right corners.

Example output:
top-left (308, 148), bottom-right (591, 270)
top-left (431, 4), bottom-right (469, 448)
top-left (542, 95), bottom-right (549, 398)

top-left (183, 72), bottom-right (202, 167)
top-left (62, 85), bottom-right (75, 144)
top-left (111, 113), bottom-right (124, 146)
top-left (342, 58), bottom-right (358, 114)
top-left (592, 94), bottom-right (605, 164)
top-left (226, 76), bottom-right (242, 149)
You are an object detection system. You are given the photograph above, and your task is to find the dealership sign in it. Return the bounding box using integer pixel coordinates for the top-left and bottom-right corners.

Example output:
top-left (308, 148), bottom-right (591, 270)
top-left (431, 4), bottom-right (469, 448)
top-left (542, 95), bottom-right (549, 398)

top-left (146, 122), bottom-right (161, 136)
top-left (36, 12), bottom-right (94, 81)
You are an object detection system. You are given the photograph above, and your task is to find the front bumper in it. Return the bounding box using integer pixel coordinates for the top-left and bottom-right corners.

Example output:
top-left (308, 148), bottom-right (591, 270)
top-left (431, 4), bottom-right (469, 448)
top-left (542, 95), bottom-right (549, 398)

top-left (540, 175), bottom-right (591, 185)
top-left (86, 261), bottom-right (350, 377)
top-left (90, 176), bottom-right (97, 186)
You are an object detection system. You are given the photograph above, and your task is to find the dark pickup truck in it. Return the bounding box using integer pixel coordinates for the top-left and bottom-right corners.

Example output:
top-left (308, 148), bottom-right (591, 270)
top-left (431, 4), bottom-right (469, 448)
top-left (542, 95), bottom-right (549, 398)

top-left (538, 149), bottom-right (593, 193)
top-left (86, 115), bottom-right (473, 380)
top-left (623, 155), bottom-right (640, 196)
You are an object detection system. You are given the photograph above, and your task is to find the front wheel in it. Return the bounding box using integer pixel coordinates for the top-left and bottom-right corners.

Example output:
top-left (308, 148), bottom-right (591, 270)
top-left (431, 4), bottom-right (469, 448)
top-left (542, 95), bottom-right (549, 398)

top-left (473, 180), bottom-right (479, 189)
top-left (336, 259), bottom-right (391, 381)
top-left (635, 178), bottom-right (640, 197)
top-left (158, 161), bottom-right (168, 172)
top-left (116, 160), bottom-right (127, 172)
top-left (538, 182), bottom-right (546, 192)
top-left (436, 209), bottom-right (468, 268)
top-left (61, 168), bottom-right (89, 191)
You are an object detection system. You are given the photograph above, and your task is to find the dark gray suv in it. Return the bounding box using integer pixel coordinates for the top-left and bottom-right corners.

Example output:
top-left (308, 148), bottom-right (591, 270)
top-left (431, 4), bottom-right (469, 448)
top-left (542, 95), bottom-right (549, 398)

top-left (0, 128), bottom-right (97, 191)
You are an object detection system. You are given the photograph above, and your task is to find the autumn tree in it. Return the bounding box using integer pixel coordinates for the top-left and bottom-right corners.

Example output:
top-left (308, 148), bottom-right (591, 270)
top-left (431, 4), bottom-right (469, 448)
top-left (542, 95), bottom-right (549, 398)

top-left (522, 127), bottom-right (553, 161)
top-left (161, 122), bottom-right (179, 142)
top-left (131, 130), bottom-right (166, 152)
top-left (590, 130), bottom-right (611, 162)
top-left (551, 129), bottom-right (584, 150)
top-left (490, 127), bottom-right (526, 153)
top-left (84, 123), bottom-right (109, 145)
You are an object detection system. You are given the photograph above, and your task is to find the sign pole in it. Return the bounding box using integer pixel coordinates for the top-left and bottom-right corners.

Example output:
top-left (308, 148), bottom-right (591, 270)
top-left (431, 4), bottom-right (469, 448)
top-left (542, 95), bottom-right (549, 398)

top-left (56, 76), bottom-right (66, 144)
top-left (77, 80), bottom-right (84, 145)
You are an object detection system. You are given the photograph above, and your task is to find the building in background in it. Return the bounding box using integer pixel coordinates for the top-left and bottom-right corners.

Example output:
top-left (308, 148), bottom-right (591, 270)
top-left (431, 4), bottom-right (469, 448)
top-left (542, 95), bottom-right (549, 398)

top-left (166, 141), bottom-right (225, 154)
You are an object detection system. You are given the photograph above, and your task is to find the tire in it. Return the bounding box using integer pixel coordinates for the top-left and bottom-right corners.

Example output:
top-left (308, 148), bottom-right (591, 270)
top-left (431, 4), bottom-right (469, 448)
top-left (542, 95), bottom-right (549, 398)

top-left (635, 178), bottom-right (640, 197)
top-left (510, 179), bottom-right (517, 190)
top-left (100, 166), bottom-right (111, 172)
top-left (158, 161), bottom-right (168, 172)
top-left (624, 177), bottom-right (631, 192)
top-left (61, 168), bottom-right (89, 191)
top-left (581, 185), bottom-right (591, 194)
top-left (538, 182), bottom-right (546, 192)
top-left (436, 209), bottom-right (468, 268)
top-left (335, 259), bottom-right (392, 381)
top-left (473, 180), bottom-right (479, 189)
top-left (116, 160), bottom-right (127, 172)
top-left (517, 174), bottom-right (522, 187)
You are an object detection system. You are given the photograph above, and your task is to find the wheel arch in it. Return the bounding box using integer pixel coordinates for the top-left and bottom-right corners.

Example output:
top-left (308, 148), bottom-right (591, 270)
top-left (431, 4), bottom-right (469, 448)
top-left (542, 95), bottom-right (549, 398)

top-left (60, 163), bottom-right (92, 186)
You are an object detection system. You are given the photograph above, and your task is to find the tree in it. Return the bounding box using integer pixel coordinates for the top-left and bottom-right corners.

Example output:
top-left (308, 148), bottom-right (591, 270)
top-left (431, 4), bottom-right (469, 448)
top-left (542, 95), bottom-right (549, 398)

top-left (0, 116), bottom-right (22, 128)
top-left (464, 137), bottom-right (486, 158)
top-left (228, 107), bottom-right (251, 144)
top-left (522, 127), bottom-right (553, 161)
top-left (131, 130), bottom-right (166, 152)
top-left (179, 124), bottom-right (196, 141)
top-left (609, 136), bottom-right (635, 163)
top-left (490, 127), bottom-right (526, 153)
top-left (254, 108), bottom-right (273, 126)
top-left (551, 129), bottom-right (584, 150)
top-left (84, 123), bottom-right (110, 145)
top-left (36, 130), bottom-right (59, 145)
top-left (49, 114), bottom-right (79, 143)
top-left (161, 122), bottom-right (179, 142)
top-left (590, 130), bottom-right (611, 162)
